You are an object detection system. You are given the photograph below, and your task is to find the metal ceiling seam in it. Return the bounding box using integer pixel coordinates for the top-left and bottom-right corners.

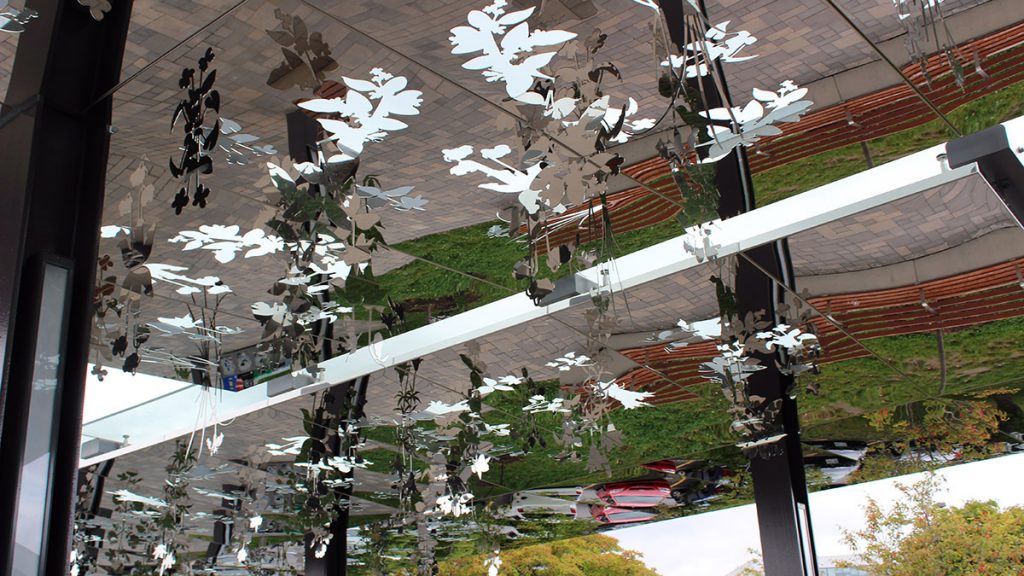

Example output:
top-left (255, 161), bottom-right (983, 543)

top-left (78, 115), bottom-right (1022, 468)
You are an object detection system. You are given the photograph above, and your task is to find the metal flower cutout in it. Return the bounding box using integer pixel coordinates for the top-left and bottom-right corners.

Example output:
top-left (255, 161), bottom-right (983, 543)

top-left (443, 144), bottom-right (546, 213)
top-left (297, 68), bottom-right (423, 162)
top-left (145, 263), bottom-right (232, 296)
top-left (598, 380), bottom-right (654, 410)
top-left (356, 183), bottom-right (428, 211)
top-left (146, 313), bottom-right (241, 341)
top-left (699, 81), bottom-right (813, 162)
top-left (250, 299), bottom-right (352, 329)
top-left (545, 351), bottom-right (593, 371)
top-left (449, 0), bottom-right (577, 103)
top-left (447, 0), bottom-right (653, 296)
top-left (169, 48), bottom-right (220, 214)
top-left (0, 1), bottom-right (37, 33)
top-left (169, 224), bottom-right (284, 264)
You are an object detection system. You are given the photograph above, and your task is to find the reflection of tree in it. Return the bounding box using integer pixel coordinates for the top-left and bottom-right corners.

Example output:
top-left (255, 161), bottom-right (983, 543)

top-left (438, 534), bottom-right (660, 575)
top-left (853, 395), bottom-right (1007, 482)
top-left (842, 474), bottom-right (1024, 575)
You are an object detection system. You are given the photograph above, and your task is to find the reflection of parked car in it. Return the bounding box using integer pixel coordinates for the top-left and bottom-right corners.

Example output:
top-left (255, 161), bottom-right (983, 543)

top-left (640, 459), bottom-right (714, 475)
top-left (804, 441), bottom-right (868, 486)
top-left (641, 459), bottom-right (689, 474)
top-left (582, 480), bottom-right (676, 508)
top-left (639, 459), bottom-right (731, 489)
top-left (576, 503), bottom-right (659, 525)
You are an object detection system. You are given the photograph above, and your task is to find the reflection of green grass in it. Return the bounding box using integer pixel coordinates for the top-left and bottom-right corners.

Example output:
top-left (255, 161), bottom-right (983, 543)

top-left (353, 490), bottom-right (401, 510)
top-left (366, 80), bottom-right (1024, 314)
top-left (477, 379), bottom-right (733, 492)
top-left (802, 317), bottom-right (1024, 423)
top-left (474, 317), bottom-right (1024, 493)
top-left (359, 448), bottom-right (401, 475)
top-left (370, 218), bottom-right (683, 327)
top-left (753, 80), bottom-right (1024, 205)
top-left (353, 317), bottom-right (1024, 499)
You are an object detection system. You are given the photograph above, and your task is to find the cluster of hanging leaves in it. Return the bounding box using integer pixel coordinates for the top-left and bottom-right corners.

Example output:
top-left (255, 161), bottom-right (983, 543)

top-left (92, 163), bottom-right (159, 375)
top-left (98, 154), bottom-right (244, 384)
top-left (151, 441), bottom-right (199, 573)
top-left (283, 384), bottom-right (369, 558)
top-left (70, 464), bottom-right (110, 576)
top-left (254, 61), bottom-right (424, 375)
top-left (255, 157), bottom-right (394, 376)
top-left (445, 2), bottom-right (655, 303)
top-left (95, 442), bottom-right (197, 575)
top-left (170, 47), bottom-right (220, 214)
top-left (102, 471), bottom-right (151, 574)
top-left (698, 257), bottom-right (822, 457)
top-left (378, 299), bottom-right (428, 516)
top-left (894, 0), bottom-right (985, 89)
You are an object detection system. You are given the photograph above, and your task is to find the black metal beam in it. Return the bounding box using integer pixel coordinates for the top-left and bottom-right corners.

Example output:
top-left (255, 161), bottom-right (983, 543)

top-left (658, 1), bottom-right (818, 574)
top-left (946, 124), bottom-right (1024, 229)
top-left (0, 0), bottom-right (134, 574)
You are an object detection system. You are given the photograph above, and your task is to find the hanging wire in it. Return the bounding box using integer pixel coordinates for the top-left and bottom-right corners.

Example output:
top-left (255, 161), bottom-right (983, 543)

top-left (819, 0), bottom-right (961, 136)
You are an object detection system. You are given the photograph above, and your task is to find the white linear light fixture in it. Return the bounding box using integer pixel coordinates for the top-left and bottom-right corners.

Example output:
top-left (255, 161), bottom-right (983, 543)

top-left (78, 115), bottom-right (1024, 468)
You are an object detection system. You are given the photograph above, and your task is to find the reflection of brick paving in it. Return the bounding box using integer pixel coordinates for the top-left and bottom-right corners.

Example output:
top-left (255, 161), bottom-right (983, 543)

top-left (788, 175), bottom-right (1014, 275)
top-left (806, 257), bottom-right (1024, 360)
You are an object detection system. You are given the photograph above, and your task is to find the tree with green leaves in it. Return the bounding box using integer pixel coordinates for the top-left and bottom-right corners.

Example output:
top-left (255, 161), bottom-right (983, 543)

top-left (842, 473), bottom-right (1024, 575)
top-left (438, 534), bottom-right (661, 576)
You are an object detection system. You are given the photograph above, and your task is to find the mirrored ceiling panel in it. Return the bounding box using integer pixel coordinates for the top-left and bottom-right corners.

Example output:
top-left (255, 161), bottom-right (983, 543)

top-left (768, 172), bottom-right (1024, 484)
top-left (786, 173), bottom-right (1024, 400)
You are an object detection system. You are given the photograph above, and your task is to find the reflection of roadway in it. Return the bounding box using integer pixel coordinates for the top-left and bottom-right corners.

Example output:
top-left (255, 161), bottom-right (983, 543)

top-left (612, 257), bottom-right (1024, 405)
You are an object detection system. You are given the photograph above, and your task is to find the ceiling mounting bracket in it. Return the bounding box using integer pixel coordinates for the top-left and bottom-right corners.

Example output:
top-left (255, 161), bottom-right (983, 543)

top-left (946, 123), bottom-right (1024, 229)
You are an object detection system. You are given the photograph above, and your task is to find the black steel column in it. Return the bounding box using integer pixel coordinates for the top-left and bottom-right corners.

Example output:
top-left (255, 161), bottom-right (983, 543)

top-left (659, 1), bottom-right (818, 574)
top-left (0, 1), bottom-right (134, 575)
top-left (302, 375), bottom-right (369, 576)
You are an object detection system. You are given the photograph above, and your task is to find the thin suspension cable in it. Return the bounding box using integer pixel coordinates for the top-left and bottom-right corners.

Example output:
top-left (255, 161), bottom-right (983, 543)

top-left (86, 0), bottom-right (252, 111)
top-left (819, 0), bottom-right (961, 136)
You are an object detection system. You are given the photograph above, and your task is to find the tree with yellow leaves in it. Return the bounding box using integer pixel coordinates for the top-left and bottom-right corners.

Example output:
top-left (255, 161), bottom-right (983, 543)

top-left (438, 534), bottom-right (661, 576)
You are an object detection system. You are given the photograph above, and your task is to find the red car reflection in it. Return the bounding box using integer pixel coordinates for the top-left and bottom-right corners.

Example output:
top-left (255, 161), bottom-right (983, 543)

top-left (592, 480), bottom-right (675, 508)
top-left (589, 504), bottom-right (658, 525)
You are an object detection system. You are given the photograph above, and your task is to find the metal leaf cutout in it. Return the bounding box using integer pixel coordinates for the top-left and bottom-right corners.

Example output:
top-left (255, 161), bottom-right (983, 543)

top-left (77, 0), bottom-right (111, 21)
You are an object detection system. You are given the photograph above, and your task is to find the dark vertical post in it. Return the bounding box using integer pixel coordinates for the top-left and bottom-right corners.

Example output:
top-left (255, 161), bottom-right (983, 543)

top-left (287, 108), bottom-right (364, 575)
top-left (658, 1), bottom-right (818, 574)
top-left (303, 375), bottom-right (370, 576)
top-left (0, 0), bottom-right (134, 574)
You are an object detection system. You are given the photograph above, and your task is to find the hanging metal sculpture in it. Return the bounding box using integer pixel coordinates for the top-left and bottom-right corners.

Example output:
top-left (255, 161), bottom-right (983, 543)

top-left (169, 48), bottom-right (221, 214)
top-left (893, 0), bottom-right (977, 88)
